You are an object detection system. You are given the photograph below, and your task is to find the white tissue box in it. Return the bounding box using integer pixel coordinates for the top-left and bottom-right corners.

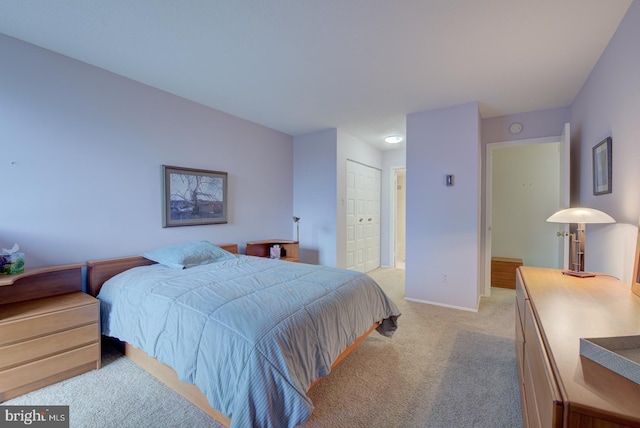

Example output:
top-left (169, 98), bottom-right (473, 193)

top-left (1, 252), bottom-right (25, 274)
top-left (270, 246), bottom-right (281, 259)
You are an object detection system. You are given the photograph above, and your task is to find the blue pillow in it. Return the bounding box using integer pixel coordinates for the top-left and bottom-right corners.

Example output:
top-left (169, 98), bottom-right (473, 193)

top-left (142, 241), bottom-right (236, 269)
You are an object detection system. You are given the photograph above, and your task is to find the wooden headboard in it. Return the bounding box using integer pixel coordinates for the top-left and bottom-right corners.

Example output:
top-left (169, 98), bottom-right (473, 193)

top-left (86, 243), bottom-right (238, 297)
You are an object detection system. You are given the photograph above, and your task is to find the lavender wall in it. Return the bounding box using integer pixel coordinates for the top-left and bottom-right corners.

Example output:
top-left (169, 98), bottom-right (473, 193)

top-left (570, 1), bottom-right (640, 281)
top-left (0, 34), bottom-right (294, 267)
top-left (406, 102), bottom-right (481, 311)
top-left (482, 107), bottom-right (570, 145)
top-left (293, 129), bottom-right (338, 266)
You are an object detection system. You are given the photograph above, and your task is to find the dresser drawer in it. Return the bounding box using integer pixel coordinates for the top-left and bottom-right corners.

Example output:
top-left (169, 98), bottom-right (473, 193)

top-left (519, 379), bottom-right (530, 428)
top-left (515, 301), bottom-right (525, 381)
top-left (515, 269), bottom-right (528, 332)
top-left (0, 323), bottom-right (99, 371)
top-left (523, 347), bottom-right (541, 428)
top-left (0, 342), bottom-right (100, 402)
top-left (523, 301), bottom-right (563, 428)
top-left (0, 300), bottom-right (98, 346)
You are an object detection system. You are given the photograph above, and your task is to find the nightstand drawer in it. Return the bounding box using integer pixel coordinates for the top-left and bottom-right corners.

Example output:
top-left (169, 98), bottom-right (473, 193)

top-left (0, 298), bottom-right (98, 346)
top-left (0, 323), bottom-right (99, 370)
top-left (0, 267), bottom-right (101, 402)
top-left (0, 342), bottom-right (100, 402)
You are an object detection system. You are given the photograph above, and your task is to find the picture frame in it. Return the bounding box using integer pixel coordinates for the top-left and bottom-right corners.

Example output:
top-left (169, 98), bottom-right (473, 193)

top-left (162, 165), bottom-right (228, 227)
top-left (592, 137), bottom-right (612, 195)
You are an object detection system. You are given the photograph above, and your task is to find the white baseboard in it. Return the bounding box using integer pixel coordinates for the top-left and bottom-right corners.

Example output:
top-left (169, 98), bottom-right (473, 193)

top-left (404, 297), bottom-right (479, 313)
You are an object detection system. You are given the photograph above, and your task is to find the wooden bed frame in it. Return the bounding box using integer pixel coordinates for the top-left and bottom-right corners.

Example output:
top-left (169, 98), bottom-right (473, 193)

top-left (86, 243), bottom-right (377, 427)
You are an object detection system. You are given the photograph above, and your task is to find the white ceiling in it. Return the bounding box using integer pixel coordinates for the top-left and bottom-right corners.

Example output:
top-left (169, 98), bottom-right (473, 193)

top-left (0, 1), bottom-right (632, 150)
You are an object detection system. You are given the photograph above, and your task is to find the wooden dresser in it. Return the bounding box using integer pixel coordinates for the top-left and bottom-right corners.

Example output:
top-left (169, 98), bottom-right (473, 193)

top-left (516, 266), bottom-right (640, 427)
top-left (0, 264), bottom-right (101, 402)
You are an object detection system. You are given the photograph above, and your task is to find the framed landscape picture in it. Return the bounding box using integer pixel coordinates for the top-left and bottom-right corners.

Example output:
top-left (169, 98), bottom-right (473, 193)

top-left (592, 137), bottom-right (612, 195)
top-left (162, 165), bottom-right (228, 227)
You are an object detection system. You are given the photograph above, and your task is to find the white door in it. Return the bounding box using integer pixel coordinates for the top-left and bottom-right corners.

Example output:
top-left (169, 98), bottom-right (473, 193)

top-left (346, 163), bottom-right (357, 270)
top-left (346, 161), bottom-right (364, 271)
top-left (558, 123), bottom-right (571, 270)
top-left (364, 165), bottom-right (381, 272)
top-left (346, 160), bottom-right (380, 272)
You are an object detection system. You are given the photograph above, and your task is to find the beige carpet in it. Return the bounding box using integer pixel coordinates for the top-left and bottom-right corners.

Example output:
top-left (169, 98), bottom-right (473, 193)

top-left (304, 268), bottom-right (521, 427)
top-left (3, 268), bottom-right (522, 427)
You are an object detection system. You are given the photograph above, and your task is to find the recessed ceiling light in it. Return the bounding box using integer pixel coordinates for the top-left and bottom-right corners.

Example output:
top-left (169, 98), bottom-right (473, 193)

top-left (385, 135), bottom-right (403, 144)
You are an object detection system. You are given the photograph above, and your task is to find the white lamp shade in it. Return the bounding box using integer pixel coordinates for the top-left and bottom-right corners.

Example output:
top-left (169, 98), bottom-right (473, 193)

top-left (546, 207), bottom-right (615, 224)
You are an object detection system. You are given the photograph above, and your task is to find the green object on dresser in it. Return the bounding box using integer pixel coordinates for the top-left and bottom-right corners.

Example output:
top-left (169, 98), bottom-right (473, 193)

top-left (1, 252), bottom-right (25, 274)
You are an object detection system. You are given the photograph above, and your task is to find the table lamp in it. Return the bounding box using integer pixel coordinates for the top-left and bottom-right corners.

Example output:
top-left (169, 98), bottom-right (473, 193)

top-left (546, 207), bottom-right (615, 277)
top-left (292, 216), bottom-right (301, 242)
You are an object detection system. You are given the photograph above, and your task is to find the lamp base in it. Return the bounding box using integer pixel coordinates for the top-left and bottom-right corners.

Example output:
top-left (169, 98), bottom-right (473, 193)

top-left (562, 270), bottom-right (596, 278)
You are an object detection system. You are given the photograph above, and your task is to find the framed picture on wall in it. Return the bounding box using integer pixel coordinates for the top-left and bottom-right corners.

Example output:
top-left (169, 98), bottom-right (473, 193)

top-left (592, 137), bottom-right (612, 195)
top-left (162, 165), bottom-right (228, 227)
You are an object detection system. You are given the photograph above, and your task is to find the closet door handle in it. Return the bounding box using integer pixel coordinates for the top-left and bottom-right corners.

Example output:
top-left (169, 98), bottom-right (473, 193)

top-left (368, 218), bottom-right (372, 222)
top-left (359, 218), bottom-right (363, 222)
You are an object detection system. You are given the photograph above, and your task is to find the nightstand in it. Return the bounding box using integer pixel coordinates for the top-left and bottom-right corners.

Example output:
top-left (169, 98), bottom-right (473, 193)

top-left (246, 240), bottom-right (300, 262)
top-left (0, 263), bottom-right (101, 402)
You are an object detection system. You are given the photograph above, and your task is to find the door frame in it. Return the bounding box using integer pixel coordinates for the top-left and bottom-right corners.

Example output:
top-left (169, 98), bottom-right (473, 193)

top-left (389, 166), bottom-right (406, 268)
top-left (484, 133), bottom-right (568, 295)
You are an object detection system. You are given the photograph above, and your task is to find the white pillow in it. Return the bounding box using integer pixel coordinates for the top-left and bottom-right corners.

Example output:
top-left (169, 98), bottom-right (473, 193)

top-left (142, 241), bottom-right (235, 269)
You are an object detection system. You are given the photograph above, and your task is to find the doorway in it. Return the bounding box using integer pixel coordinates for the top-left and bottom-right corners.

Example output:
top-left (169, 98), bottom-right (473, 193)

top-left (393, 168), bottom-right (406, 269)
top-left (484, 125), bottom-right (570, 294)
top-left (491, 142), bottom-right (560, 264)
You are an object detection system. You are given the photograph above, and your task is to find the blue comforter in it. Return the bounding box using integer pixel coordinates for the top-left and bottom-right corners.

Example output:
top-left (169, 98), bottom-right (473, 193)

top-left (98, 255), bottom-right (400, 428)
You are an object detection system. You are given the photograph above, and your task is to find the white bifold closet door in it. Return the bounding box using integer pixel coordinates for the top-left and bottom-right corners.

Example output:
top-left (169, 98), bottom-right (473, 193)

top-left (346, 160), bottom-right (381, 273)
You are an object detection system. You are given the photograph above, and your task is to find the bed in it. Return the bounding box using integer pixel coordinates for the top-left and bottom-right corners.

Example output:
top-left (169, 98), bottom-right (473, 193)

top-left (87, 241), bottom-right (400, 428)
